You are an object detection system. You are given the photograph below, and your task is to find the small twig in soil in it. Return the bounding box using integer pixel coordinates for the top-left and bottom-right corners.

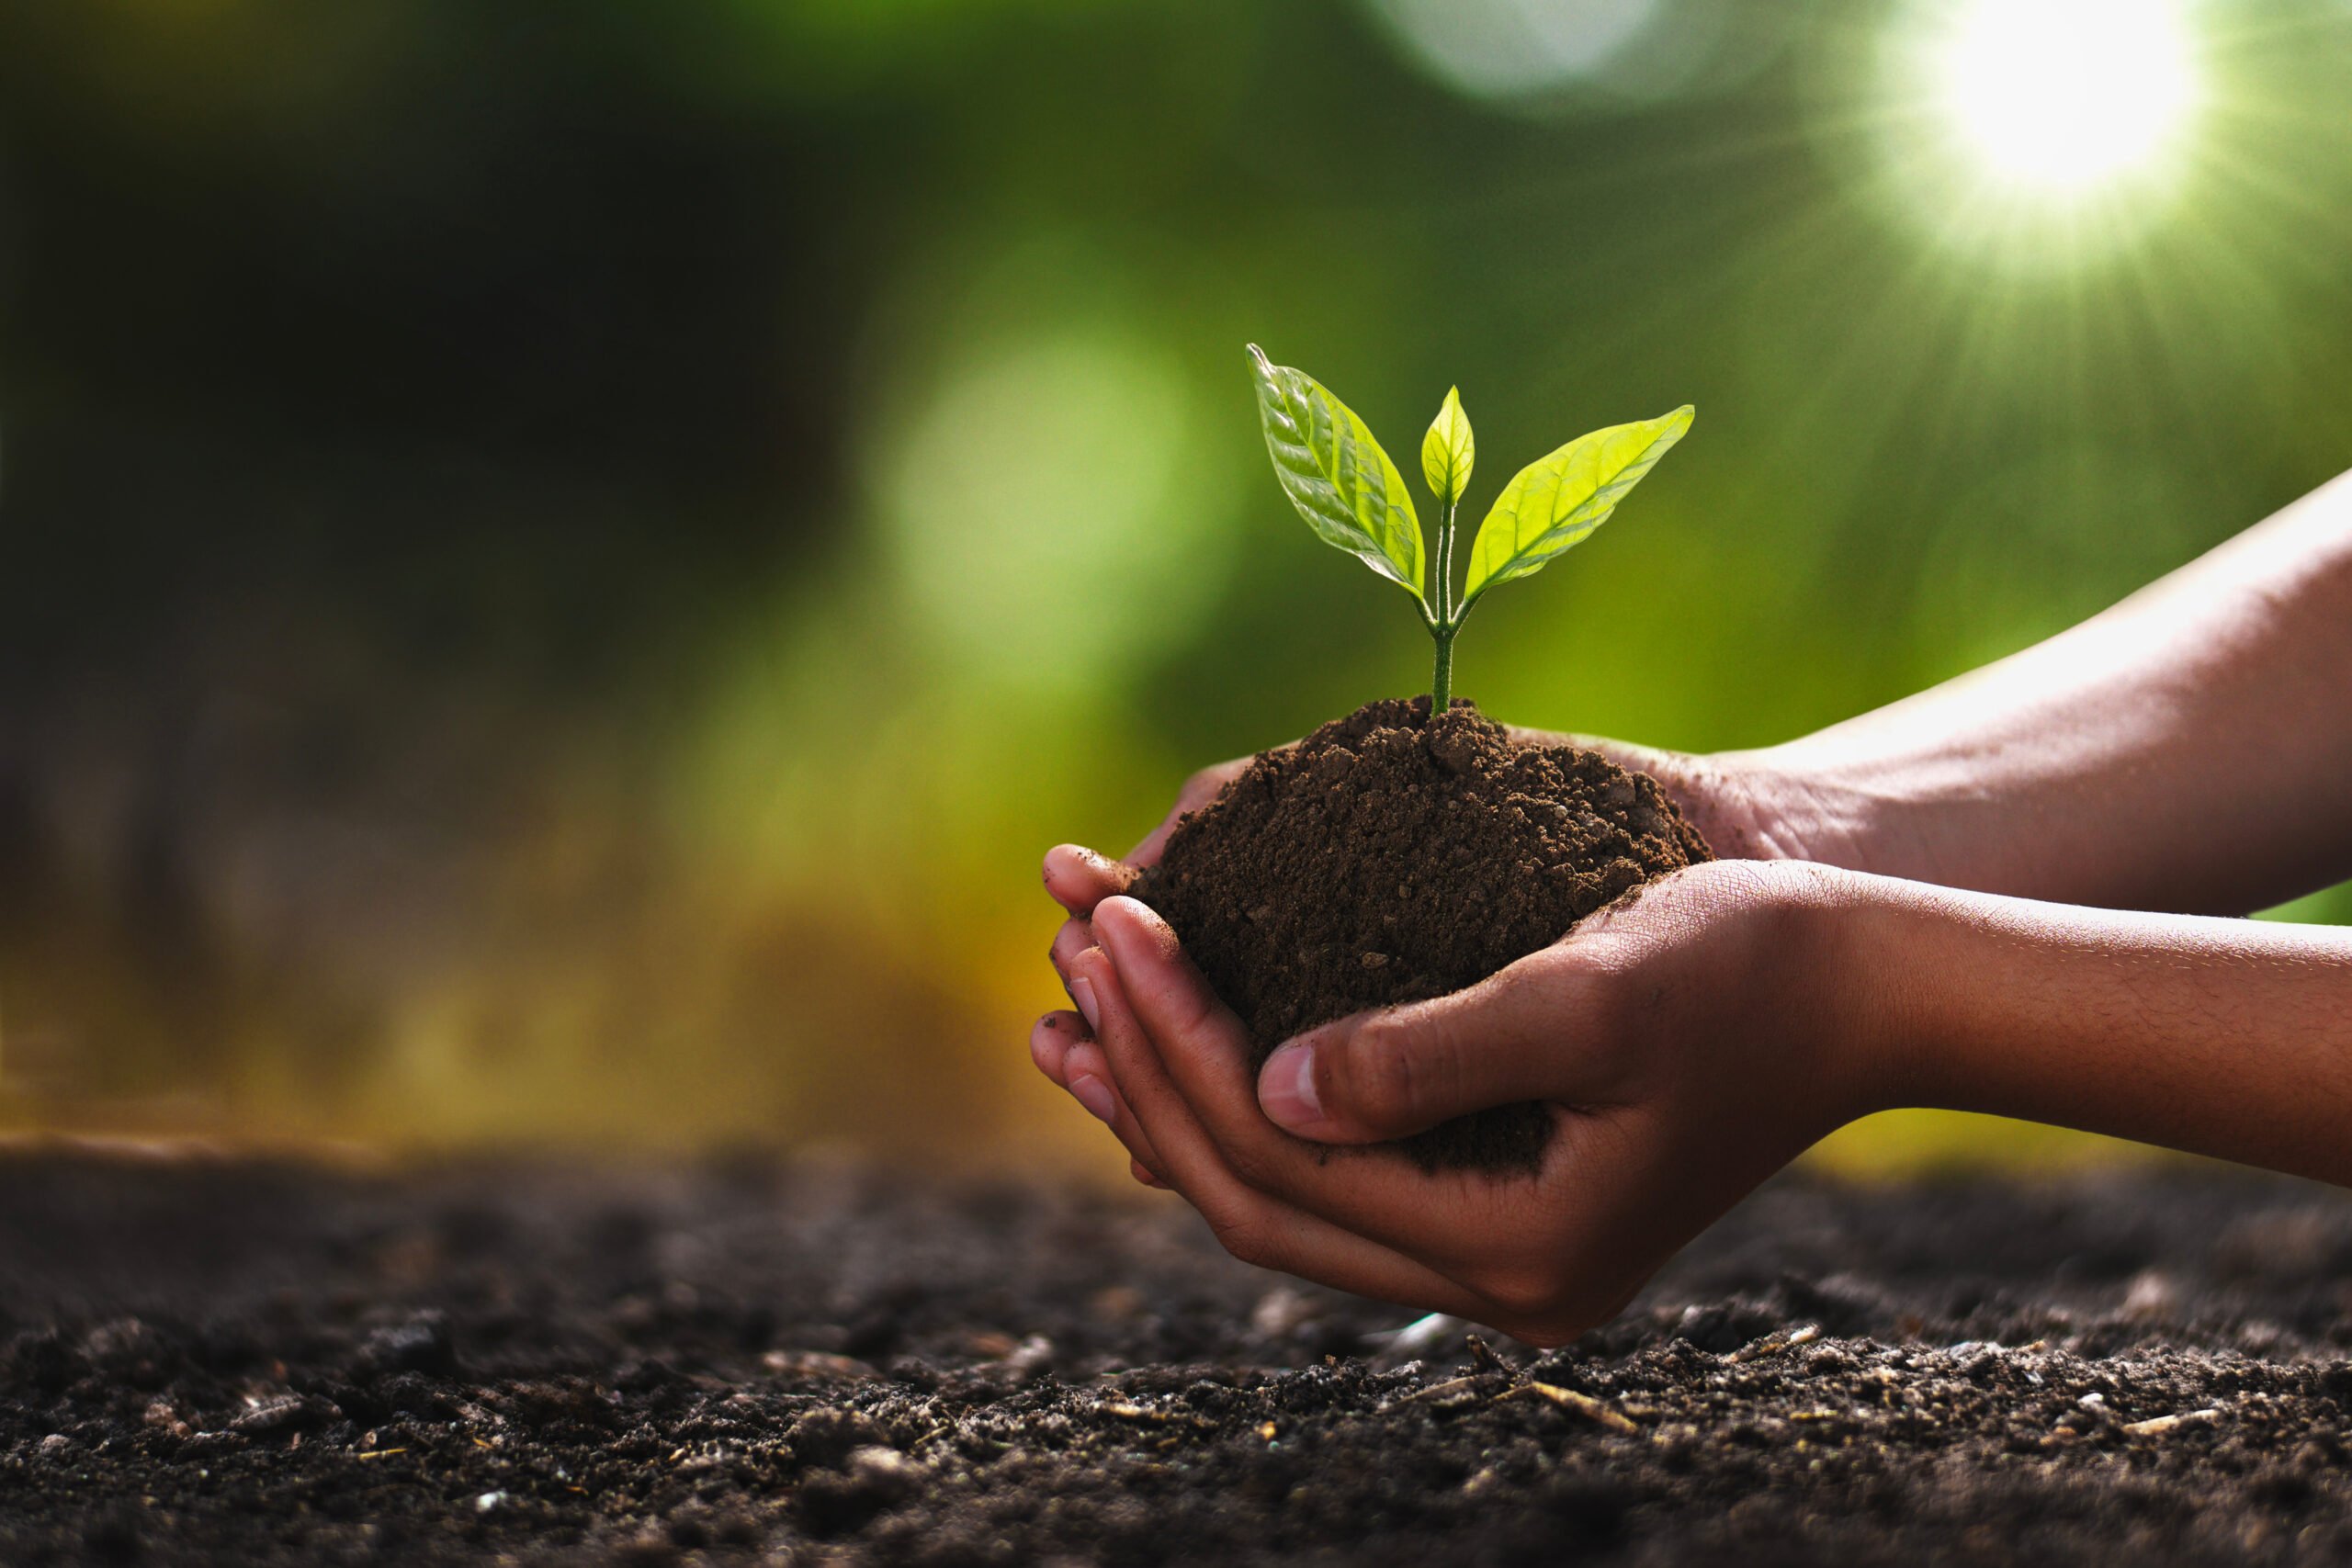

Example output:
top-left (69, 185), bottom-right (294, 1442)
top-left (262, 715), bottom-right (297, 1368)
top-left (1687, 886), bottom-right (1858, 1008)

top-left (1727, 1325), bottom-right (1821, 1364)
top-left (760, 1350), bottom-right (880, 1383)
top-left (1389, 1375), bottom-right (1497, 1413)
top-left (2121, 1408), bottom-right (2223, 1437)
top-left (1099, 1402), bottom-right (1217, 1432)
top-left (1504, 1382), bottom-right (1641, 1435)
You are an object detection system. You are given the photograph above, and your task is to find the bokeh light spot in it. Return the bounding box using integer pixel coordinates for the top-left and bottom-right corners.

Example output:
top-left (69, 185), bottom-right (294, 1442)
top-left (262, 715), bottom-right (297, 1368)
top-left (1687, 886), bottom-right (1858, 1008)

top-left (874, 323), bottom-right (1235, 695)
top-left (1364, 0), bottom-right (1663, 102)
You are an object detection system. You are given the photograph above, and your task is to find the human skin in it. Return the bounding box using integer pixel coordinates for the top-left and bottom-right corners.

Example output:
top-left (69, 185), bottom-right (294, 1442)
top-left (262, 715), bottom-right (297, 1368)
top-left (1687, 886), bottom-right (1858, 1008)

top-left (1033, 468), bottom-right (2352, 1345)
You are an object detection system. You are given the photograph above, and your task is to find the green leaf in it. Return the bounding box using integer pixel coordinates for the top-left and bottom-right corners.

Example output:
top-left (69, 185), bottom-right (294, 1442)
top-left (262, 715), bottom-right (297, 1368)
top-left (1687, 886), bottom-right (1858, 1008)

top-left (1463, 406), bottom-right (1693, 608)
top-left (1420, 386), bottom-right (1475, 508)
top-left (1248, 345), bottom-right (1424, 603)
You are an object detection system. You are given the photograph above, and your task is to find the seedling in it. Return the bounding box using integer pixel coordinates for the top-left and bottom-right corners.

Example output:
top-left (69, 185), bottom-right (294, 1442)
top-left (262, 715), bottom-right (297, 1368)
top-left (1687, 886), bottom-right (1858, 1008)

top-left (1247, 344), bottom-right (1692, 714)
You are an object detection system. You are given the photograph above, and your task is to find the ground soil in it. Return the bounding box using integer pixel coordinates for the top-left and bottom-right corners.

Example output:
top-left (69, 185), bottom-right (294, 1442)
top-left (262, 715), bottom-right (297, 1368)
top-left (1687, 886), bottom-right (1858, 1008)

top-left (1131, 697), bottom-right (1712, 1172)
top-left (12, 1147), bottom-right (2352, 1566)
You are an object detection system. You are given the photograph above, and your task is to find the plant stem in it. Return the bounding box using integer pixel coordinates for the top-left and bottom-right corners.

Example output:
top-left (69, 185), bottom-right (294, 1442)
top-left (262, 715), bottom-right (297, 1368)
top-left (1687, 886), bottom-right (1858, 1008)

top-left (1439, 497), bottom-right (1457, 622)
top-left (1430, 496), bottom-right (1458, 716)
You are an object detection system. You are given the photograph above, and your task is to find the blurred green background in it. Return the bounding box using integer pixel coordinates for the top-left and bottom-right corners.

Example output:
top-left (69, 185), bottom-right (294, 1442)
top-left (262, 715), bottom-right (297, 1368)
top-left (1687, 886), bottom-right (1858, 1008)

top-left (1, 0), bottom-right (2346, 1172)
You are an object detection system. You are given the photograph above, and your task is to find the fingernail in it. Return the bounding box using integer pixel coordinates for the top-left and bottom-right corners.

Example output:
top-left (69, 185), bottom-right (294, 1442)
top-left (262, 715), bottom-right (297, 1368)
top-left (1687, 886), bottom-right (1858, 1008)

top-left (1070, 976), bottom-right (1100, 1032)
top-left (1258, 1043), bottom-right (1322, 1131)
top-left (1069, 1074), bottom-right (1116, 1124)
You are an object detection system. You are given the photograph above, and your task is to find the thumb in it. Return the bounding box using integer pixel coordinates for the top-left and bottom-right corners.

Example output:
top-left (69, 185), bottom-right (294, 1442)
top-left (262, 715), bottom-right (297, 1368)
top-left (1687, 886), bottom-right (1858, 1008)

top-left (1256, 963), bottom-right (1585, 1144)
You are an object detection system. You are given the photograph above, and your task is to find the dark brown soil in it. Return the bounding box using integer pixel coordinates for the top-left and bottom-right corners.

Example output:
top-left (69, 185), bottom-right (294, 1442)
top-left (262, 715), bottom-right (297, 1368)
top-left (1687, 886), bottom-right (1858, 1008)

top-left (11, 1147), bottom-right (2352, 1566)
top-left (1131, 697), bottom-right (1712, 1172)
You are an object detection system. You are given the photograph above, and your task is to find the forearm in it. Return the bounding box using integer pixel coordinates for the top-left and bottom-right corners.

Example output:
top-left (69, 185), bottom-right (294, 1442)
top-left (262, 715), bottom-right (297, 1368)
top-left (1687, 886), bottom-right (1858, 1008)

top-left (1846, 874), bottom-right (2352, 1186)
top-left (1752, 469), bottom-right (2352, 913)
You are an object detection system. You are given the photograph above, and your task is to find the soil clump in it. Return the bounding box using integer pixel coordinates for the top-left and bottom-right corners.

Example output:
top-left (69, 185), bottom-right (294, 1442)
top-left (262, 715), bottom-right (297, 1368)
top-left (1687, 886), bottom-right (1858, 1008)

top-left (1132, 696), bottom-right (1712, 1171)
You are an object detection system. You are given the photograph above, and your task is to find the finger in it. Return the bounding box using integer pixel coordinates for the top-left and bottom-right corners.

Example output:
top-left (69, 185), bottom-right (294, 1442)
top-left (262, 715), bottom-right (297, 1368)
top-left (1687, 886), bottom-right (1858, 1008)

top-left (1043, 844), bottom-right (1136, 917)
top-left (1048, 917), bottom-right (1094, 1000)
top-left (1085, 896), bottom-right (1254, 1082)
top-left (1041, 1010), bottom-right (1168, 1192)
top-left (1256, 964), bottom-right (1600, 1144)
top-left (1087, 897), bottom-right (1560, 1258)
top-left (1067, 942), bottom-right (1498, 1319)
top-left (1030, 1010), bottom-right (1087, 1089)
top-left (1059, 1036), bottom-right (1167, 1181)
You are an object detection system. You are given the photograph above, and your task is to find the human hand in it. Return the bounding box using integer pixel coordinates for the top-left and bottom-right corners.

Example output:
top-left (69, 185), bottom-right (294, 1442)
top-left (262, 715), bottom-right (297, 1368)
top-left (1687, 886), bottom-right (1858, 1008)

top-left (1031, 728), bottom-right (1855, 1199)
top-left (1039, 858), bottom-right (1893, 1344)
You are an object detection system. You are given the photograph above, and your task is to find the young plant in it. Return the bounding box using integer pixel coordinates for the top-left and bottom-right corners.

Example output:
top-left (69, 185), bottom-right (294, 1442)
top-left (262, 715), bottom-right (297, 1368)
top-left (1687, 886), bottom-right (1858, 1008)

top-left (1247, 344), bottom-right (1692, 715)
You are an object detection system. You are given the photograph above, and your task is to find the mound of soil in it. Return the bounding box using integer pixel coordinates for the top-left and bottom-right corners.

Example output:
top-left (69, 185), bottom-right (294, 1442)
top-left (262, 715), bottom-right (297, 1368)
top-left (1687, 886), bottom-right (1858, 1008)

top-left (10, 1147), bottom-right (2352, 1567)
top-left (1131, 697), bottom-right (1712, 1172)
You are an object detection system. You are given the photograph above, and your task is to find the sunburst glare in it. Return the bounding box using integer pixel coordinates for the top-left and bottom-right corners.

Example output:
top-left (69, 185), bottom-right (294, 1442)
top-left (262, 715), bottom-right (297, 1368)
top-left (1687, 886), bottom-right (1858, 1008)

top-left (1933, 0), bottom-right (2201, 195)
top-left (1875, 0), bottom-right (2211, 266)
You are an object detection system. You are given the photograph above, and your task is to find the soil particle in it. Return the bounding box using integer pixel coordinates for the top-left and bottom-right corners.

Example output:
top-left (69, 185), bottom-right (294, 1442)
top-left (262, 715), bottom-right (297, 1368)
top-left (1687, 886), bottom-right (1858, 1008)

top-left (789, 1405), bottom-right (887, 1470)
top-left (1131, 696), bottom-right (1712, 1172)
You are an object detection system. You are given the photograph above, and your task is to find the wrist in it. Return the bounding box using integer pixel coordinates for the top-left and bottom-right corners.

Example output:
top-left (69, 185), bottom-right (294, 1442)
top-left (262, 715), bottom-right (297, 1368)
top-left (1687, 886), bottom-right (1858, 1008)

top-left (1746, 862), bottom-right (1917, 1126)
top-left (1727, 739), bottom-right (1956, 886)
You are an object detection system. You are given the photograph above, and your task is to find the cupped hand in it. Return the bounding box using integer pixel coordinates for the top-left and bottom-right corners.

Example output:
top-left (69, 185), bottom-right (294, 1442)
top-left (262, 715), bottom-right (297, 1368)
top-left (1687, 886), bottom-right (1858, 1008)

top-left (1040, 859), bottom-right (1895, 1345)
top-left (1034, 721), bottom-right (1885, 1235)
